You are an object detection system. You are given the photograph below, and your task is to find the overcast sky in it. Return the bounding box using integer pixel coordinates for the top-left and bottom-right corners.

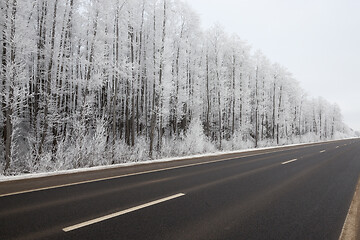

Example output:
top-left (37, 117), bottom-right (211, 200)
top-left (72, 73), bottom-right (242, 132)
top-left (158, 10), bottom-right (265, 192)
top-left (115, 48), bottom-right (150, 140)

top-left (185, 0), bottom-right (360, 131)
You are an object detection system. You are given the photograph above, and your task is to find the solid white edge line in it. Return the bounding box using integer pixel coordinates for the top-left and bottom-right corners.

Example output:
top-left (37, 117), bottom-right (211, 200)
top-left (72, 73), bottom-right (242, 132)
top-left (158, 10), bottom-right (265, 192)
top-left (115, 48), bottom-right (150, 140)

top-left (63, 193), bottom-right (185, 232)
top-left (281, 159), bottom-right (298, 165)
top-left (0, 147), bottom-right (302, 198)
top-left (339, 177), bottom-right (360, 240)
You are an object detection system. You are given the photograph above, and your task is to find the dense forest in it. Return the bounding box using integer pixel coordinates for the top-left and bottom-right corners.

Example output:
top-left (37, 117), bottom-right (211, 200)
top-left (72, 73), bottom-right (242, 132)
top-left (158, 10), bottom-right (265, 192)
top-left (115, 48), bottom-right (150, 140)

top-left (0, 0), bottom-right (354, 175)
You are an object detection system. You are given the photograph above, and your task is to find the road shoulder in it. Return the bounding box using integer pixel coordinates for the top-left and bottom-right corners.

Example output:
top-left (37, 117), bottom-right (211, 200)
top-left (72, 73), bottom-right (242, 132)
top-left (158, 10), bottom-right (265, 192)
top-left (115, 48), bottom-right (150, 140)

top-left (339, 175), bottom-right (360, 240)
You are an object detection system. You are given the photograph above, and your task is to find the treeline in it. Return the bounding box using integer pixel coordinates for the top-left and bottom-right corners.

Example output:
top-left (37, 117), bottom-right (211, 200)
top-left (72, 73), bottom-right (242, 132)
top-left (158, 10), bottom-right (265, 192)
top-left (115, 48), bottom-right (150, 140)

top-left (0, 0), bottom-right (352, 174)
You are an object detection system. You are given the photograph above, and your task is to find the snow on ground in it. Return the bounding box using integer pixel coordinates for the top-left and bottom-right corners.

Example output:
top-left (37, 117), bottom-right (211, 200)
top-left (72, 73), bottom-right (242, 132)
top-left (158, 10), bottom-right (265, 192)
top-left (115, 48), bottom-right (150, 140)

top-left (0, 138), bottom-right (355, 183)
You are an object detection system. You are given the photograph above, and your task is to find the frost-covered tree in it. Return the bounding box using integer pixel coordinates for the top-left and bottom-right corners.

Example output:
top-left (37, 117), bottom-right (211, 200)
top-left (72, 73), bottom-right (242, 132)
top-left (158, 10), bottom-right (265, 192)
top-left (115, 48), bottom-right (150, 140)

top-left (0, 0), bottom-right (353, 175)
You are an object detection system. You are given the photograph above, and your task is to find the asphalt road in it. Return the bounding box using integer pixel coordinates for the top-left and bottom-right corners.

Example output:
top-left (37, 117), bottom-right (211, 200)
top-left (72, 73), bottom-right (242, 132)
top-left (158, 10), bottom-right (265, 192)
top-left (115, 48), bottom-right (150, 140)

top-left (1, 139), bottom-right (360, 240)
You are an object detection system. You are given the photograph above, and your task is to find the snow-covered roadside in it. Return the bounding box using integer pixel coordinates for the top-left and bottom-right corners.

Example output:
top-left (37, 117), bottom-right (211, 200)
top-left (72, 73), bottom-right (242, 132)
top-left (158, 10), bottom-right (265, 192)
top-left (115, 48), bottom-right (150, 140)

top-left (0, 138), bottom-right (355, 183)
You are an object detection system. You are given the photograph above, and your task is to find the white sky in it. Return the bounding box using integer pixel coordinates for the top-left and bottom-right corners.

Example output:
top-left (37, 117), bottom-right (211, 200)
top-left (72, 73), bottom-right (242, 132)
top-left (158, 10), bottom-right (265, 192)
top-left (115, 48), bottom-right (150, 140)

top-left (186, 0), bottom-right (360, 131)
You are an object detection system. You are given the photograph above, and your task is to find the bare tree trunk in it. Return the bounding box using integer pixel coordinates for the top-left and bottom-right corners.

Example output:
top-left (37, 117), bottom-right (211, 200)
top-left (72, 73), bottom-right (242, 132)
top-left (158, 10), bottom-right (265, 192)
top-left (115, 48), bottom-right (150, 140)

top-left (143, 46), bottom-right (148, 137)
top-left (218, 91), bottom-right (222, 149)
top-left (239, 72), bottom-right (243, 133)
top-left (149, 2), bottom-right (157, 158)
top-left (38, 0), bottom-right (52, 156)
top-left (83, 9), bottom-right (98, 106)
top-left (112, 3), bottom-right (120, 151)
top-left (4, 0), bottom-right (17, 171)
top-left (45, 0), bottom-right (58, 158)
top-left (205, 53), bottom-right (211, 137)
top-left (1, 0), bottom-right (9, 171)
top-left (231, 53), bottom-right (236, 136)
top-left (172, 25), bottom-right (183, 135)
top-left (319, 110), bottom-right (322, 139)
top-left (216, 57), bottom-right (222, 149)
top-left (136, 1), bottom-right (145, 135)
top-left (254, 66), bottom-right (259, 148)
top-left (272, 77), bottom-right (276, 139)
top-left (129, 24), bottom-right (136, 147)
top-left (156, 0), bottom-right (166, 151)
top-left (277, 85), bottom-right (282, 144)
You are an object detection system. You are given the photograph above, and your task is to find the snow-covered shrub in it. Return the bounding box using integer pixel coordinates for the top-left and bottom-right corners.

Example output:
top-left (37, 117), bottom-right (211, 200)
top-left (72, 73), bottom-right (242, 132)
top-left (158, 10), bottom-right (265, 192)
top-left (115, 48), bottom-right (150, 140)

top-left (53, 138), bottom-right (75, 171)
top-left (90, 120), bottom-right (109, 166)
top-left (333, 131), bottom-right (350, 140)
top-left (257, 139), bottom-right (275, 148)
top-left (299, 132), bottom-right (319, 144)
top-left (228, 130), bottom-right (254, 150)
top-left (161, 133), bottom-right (186, 157)
top-left (6, 118), bottom-right (31, 174)
top-left (113, 137), bottom-right (149, 163)
top-left (131, 136), bottom-right (150, 162)
top-left (48, 118), bottom-right (110, 169)
top-left (182, 118), bottom-right (215, 155)
top-left (113, 140), bottom-right (133, 164)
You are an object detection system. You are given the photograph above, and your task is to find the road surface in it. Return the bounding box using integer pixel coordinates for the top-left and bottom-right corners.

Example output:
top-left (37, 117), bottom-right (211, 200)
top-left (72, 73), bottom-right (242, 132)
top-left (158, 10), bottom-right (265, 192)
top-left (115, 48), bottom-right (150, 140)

top-left (0, 139), bottom-right (360, 240)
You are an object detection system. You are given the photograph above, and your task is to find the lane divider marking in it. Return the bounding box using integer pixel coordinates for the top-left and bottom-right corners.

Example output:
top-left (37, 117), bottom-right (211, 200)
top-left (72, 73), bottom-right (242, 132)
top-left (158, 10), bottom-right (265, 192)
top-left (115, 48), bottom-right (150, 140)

top-left (281, 159), bottom-right (298, 165)
top-left (320, 150), bottom-right (326, 153)
top-left (63, 193), bottom-right (185, 232)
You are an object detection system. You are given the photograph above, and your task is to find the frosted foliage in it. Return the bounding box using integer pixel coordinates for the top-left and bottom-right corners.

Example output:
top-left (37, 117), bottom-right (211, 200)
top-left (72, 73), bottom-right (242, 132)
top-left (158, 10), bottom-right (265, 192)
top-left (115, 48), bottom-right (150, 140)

top-left (113, 137), bottom-right (149, 164)
top-left (183, 118), bottom-right (214, 154)
top-left (23, 120), bottom-right (109, 172)
top-left (65, 120), bottom-right (109, 168)
top-left (90, 120), bottom-right (109, 165)
top-left (0, 0), bottom-right (356, 176)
